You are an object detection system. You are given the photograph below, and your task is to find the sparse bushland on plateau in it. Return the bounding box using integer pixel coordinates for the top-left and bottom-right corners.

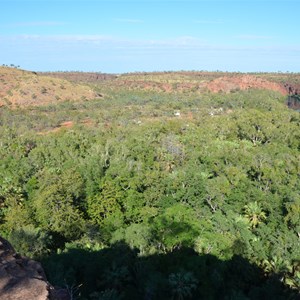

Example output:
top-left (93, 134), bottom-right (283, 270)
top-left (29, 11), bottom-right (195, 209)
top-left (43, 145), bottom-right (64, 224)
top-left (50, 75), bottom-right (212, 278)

top-left (1, 68), bottom-right (300, 299)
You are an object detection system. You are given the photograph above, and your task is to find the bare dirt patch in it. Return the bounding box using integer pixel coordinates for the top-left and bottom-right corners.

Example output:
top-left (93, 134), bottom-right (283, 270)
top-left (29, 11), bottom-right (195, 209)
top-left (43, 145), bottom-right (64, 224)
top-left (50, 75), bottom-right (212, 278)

top-left (37, 118), bottom-right (96, 135)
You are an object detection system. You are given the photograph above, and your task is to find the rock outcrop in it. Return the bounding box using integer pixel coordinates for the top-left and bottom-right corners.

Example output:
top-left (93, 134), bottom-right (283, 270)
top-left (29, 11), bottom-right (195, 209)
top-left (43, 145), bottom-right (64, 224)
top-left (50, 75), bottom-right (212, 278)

top-left (0, 236), bottom-right (68, 300)
top-left (206, 75), bottom-right (287, 95)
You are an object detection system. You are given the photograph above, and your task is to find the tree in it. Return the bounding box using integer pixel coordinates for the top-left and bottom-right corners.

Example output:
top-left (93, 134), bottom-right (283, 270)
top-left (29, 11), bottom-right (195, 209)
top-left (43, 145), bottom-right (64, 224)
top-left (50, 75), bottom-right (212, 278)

top-left (168, 270), bottom-right (198, 300)
top-left (31, 169), bottom-right (85, 239)
top-left (284, 194), bottom-right (300, 236)
top-left (244, 201), bottom-right (266, 228)
top-left (151, 204), bottom-right (200, 252)
top-left (8, 225), bottom-right (50, 259)
top-left (87, 180), bottom-right (124, 228)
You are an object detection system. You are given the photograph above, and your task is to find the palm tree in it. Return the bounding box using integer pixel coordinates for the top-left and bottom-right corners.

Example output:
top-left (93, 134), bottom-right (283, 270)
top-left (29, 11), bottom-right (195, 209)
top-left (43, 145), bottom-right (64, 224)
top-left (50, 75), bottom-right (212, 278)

top-left (168, 270), bottom-right (198, 300)
top-left (103, 263), bottom-right (131, 290)
top-left (244, 201), bottom-right (266, 228)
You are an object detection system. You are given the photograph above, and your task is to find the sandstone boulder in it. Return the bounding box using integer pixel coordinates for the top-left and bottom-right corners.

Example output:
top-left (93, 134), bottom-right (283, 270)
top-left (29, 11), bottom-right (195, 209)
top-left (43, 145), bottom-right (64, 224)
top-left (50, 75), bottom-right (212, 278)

top-left (0, 236), bottom-right (68, 300)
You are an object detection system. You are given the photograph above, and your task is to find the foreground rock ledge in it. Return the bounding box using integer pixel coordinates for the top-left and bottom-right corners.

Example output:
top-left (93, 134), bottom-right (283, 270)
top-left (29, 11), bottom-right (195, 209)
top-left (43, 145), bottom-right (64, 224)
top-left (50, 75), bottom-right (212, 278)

top-left (0, 236), bottom-right (69, 300)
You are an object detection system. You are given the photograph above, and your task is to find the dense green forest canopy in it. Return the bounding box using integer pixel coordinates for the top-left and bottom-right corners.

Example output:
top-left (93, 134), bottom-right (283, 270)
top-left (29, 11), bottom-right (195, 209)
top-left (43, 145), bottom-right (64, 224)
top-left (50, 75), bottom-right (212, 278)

top-left (1, 85), bottom-right (300, 299)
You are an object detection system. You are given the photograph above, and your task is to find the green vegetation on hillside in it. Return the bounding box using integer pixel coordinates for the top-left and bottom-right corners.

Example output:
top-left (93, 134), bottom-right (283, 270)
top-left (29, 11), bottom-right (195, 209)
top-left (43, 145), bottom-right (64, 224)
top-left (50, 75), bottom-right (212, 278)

top-left (0, 86), bottom-right (300, 299)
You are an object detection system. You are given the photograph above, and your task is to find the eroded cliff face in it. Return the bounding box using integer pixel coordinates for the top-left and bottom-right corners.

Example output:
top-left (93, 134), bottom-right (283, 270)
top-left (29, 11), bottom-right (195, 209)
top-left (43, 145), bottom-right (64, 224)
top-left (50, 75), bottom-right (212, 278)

top-left (0, 237), bottom-right (68, 300)
top-left (206, 75), bottom-right (287, 95)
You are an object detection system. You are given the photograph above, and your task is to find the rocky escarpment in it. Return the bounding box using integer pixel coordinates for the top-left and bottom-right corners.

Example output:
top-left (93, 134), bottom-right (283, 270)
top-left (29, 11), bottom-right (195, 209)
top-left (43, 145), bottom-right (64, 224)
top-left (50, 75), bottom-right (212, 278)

top-left (0, 237), bottom-right (68, 300)
top-left (206, 75), bottom-right (287, 95)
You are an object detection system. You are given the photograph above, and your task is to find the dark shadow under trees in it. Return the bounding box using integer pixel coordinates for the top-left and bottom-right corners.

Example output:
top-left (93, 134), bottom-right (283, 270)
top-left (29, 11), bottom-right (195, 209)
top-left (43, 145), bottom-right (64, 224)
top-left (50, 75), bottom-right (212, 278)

top-left (42, 242), bottom-right (299, 300)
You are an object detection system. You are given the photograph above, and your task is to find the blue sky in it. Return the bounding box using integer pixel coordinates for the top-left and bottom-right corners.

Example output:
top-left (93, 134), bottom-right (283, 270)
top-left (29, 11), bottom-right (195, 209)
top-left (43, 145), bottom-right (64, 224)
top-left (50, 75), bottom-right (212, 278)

top-left (1, 0), bottom-right (299, 73)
